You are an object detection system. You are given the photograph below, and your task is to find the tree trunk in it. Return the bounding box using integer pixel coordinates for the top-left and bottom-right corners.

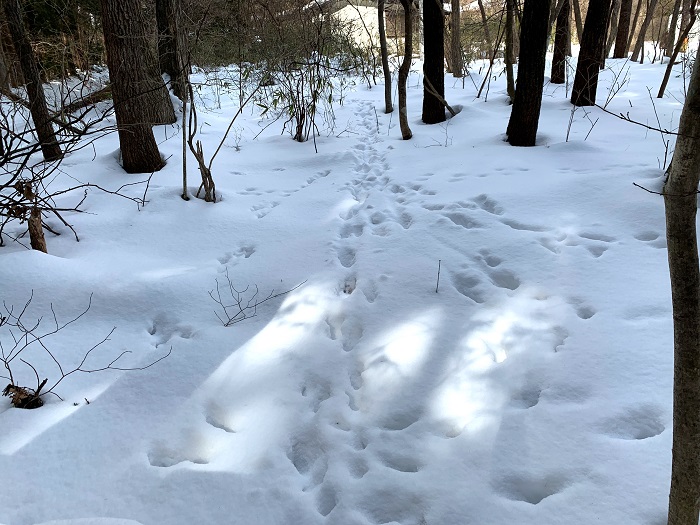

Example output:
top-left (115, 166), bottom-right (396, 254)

top-left (627, 0), bottom-right (644, 51)
top-left (28, 206), bottom-right (47, 253)
top-left (614, 0), bottom-right (634, 56)
top-left (477, 0), bottom-right (493, 57)
top-left (156, 0), bottom-right (188, 101)
top-left (100, 0), bottom-right (166, 173)
top-left (664, 41), bottom-right (700, 525)
top-left (398, 0), bottom-right (413, 139)
top-left (0, 35), bottom-right (10, 93)
top-left (571, 0), bottom-right (613, 106)
top-left (505, 0), bottom-right (516, 100)
top-left (379, 0), bottom-right (393, 112)
top-left (506, 0), bottom-right (551, 146)
top-left (422, 0), bottom-right (446, 124)
top-left (2, 0), bottom-right (61, 161)
top-left (572, 0), bottom-right (584, 41)
top-left (605, 0), bottom-right (622, 56)
top-left (552, 0), bottom-right (570, 84)
top-left (666, 0), bottom-right (682, 57)
top-left (451, 0), bottom-right (463, 77)
top-left (658, 0), bottom-right (696, 97)
top-left (679, 0), bottom-right (692, 47)
top-left (630, 0), bottom-right (659, 61)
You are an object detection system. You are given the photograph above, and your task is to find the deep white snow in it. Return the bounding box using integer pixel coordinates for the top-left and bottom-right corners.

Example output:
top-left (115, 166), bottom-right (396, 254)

top-left (0, 52), bottom-right (690, 525)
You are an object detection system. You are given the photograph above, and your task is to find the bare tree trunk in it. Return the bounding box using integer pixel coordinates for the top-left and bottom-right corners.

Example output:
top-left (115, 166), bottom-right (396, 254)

top-left (663, 41), bottom-right (700, 525)
top-left (156, 0), bottom-right (189, 101)
top-left (572, 0), bottom-right (585, 40)
top-left (0, 34), bottom-right (9, 93)
top-left (572, 0), bottom-right (613, 105)
top-left (100, 0), bottom-right (166, 173)
top-left (552, 0), bottom-right (570, 83)
top-left (658, 0), bottom-right (696, 96)
top-left (422, 0), bottom-right (445, 124)
top-left (679, 0), bottom-right (692, 47)
top-left (606, 0), bottom-right (622, 56)
top-left (627, 0), bottom-right (644, 50)
top-left (398, 0), bottom-right (413, 139)
top-left (28, 207), bottom-right (47, 253)
top-left (451, 0), bottom-right (463, 77)
top-left (614, 0), bottom-right (634, 56)
top-left (477, 0), bottom-right (493, 57)
top-left (378, 0), bottom-right (393, 112)
top-left (506, 0), bottom-right (551, 146)
top-left (505, 0), bottom-right (516, 100)
top-left (666, 0), bottom-right (682, 57)
top-left (631, 0), bottom-right (659, 61)
top-left (2, 0), bottom-right (61, 161)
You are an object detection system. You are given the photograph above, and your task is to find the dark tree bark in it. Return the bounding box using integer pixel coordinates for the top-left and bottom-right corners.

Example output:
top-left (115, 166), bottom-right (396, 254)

top-left (398, 0), bottom-right (413, 139)
top-left (663, 42), bottom-right (700, 525)
top-left (506, 0), bottom-right (551, 146)
top-left (630, 0), bottom-right (659, 61)
top-left (100, 0), bottom-right (166, 173)
top-left (378, 0), bottom-right (393, 113)
top-left (572, 0), bottom-right (584, 41)
top-left (156, 0), bottom-right (189, 101)
top-left (571, 0), bottom-right (613, 106)
top-left (666, 0), bottom-right (682, 57)
top-left (2, 0), bottom-right (61, 161)
top-left (505, 0), bottom-right (516, 100)
top-left (613, 0), bottom-right (634, 56)
top-left (551, 0), bottom-right (570, 84)
top-left (422, 0), bottom-right (446, 124)
top-left (451, 0), bottom-right (463, 78)
top-left (605, 0), bottom-right (622, 56)
top-left (0, 35), bottom-right (10, 93)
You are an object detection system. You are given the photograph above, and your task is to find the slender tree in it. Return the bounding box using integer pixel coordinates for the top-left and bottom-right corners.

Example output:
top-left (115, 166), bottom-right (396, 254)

top-left (506, 0), bottom-right (551, 146)
top-left (100, 0), bottom-right (166, 173)
top-left (571, 0), bottom-right (613, 106)
top-left (422, 0), bottom-right (446, 124)
top-left (451, 0), bottom-right (463, 78)
top-left (156, 0), bottom-right (189, 101)
top-left (551, 0), bottom-right (570, 84)
top-left (663, 42), bottom-right (700, 525)
top-left (398, 0), bottom-right (413, 139)
top-left (505, 0), bottom-right (516, 101)
top-left (378, 0), bottom-right (393, 113)
top-left (666, 0), bottom-right (682, 58)
top-left (613, 0), bottom-right (633, 56)
top-left (2, 0), bottom-right (61, 161)
top-left (627, 0), bottom-right (644, 50)
top-left (572, 0), bottom-right (584, 41)
top-left (605, 0), bottom-right (622, 56)
top-left (630, 0), bottom-right (659, 61)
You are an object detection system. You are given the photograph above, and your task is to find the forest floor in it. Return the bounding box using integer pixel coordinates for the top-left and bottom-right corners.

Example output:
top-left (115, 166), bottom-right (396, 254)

top-left (0, 54), bottom-right (688, 525)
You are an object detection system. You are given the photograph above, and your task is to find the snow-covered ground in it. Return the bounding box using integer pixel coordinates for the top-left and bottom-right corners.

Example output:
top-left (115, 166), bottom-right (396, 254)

top-left (0, 54), bottom-right (689, 525)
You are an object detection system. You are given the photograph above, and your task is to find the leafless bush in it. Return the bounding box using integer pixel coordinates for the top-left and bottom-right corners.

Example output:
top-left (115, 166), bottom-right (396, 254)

top-left (0, 79), bottom-right (152, 251)
top-left (209, 268), bottom-right (306, 327)
top-left (0, 292), bottom-right (170, 409)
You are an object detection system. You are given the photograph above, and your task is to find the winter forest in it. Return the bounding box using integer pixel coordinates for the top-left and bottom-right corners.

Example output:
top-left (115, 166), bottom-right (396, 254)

top-left (2, 0), bottom-right (700, 523)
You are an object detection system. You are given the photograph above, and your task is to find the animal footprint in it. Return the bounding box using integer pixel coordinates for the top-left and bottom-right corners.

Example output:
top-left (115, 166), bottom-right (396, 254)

top-left (451, 271), bottom-right (486, 303)
top-left (148, 313), bottom-right (194, 347)
top-left (493, 472), bottom-right (572, 504)
top-left (598, 405), bottom-right (665, 440)
top-left (473, 194), bottom-right (504, 215)
top-left (338, 247), bottom-right (357, 268)
top-left (635, 230), bottom-right (666, 249)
